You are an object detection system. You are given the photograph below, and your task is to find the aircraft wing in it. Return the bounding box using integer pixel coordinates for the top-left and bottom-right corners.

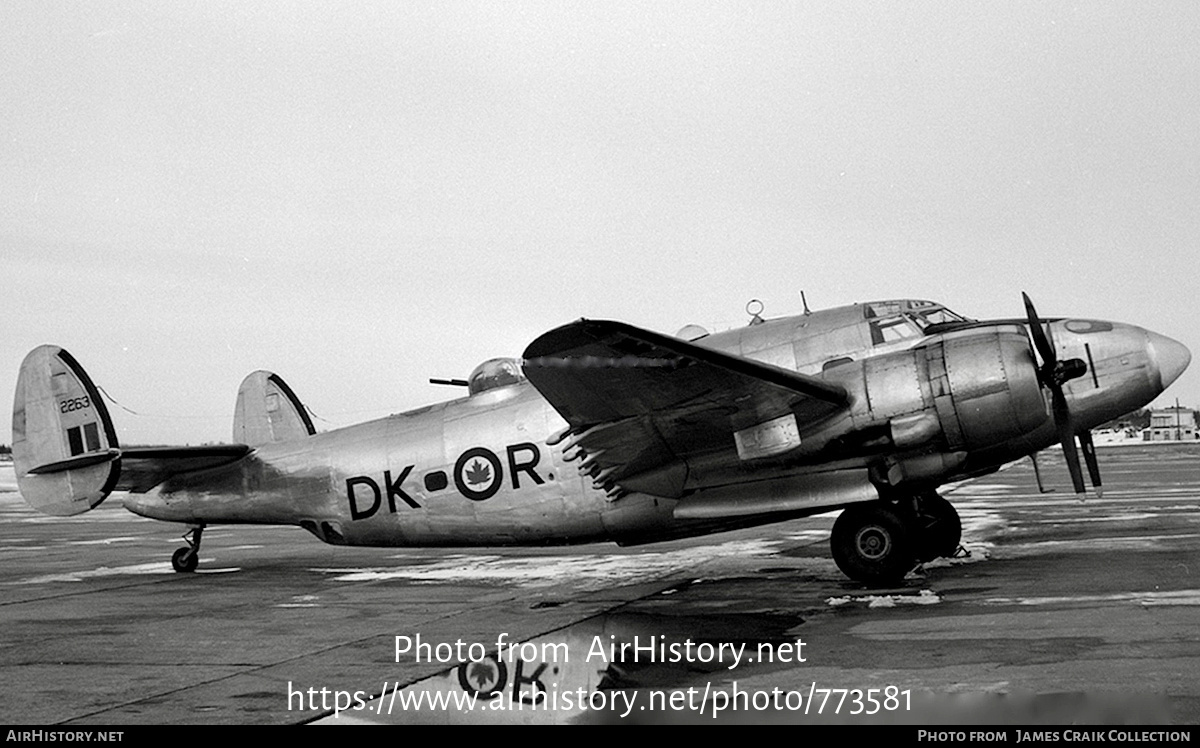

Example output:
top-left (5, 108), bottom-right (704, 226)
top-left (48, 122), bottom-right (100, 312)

top-left (522, 319), bottom-right (848, 498)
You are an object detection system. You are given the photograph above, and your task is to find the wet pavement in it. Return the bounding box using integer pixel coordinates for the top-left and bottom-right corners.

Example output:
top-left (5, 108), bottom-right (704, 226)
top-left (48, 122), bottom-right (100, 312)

top-left (1, 443), bottom-right (1197, 724)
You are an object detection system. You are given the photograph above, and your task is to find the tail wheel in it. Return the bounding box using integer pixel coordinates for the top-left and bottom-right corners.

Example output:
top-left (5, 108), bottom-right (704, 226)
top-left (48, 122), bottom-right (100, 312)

top-left (170, 525), bottom-right (204, 573)
top-left (831, 503), bottom-right (916, 586)
top-left (171, 547), bottom-right (198, 573)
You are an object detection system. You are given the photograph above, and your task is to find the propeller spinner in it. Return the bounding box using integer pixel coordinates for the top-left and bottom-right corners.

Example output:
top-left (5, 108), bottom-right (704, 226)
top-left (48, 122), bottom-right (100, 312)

top-left (1022, 292), bottom-right (1100, 498)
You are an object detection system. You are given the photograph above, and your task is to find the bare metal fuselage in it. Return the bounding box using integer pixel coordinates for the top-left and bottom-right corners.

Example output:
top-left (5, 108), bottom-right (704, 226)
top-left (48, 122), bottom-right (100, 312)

top-left (121, 310), bottom-right (1182, 549)
top-left (124, 384), bottom-right (695, 546)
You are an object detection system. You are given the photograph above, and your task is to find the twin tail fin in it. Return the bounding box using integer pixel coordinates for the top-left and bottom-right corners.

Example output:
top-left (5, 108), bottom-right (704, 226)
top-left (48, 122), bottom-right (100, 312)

top-left (232, 371), bottom-right (316, 447)
top-left (11, 346), bottom-right (120, 516)
top-left (12, 347), bottom-right (315, 516)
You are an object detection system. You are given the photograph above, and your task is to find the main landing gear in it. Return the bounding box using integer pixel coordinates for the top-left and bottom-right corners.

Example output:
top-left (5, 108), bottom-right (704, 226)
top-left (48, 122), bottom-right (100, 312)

top-left (830, 492), bottom-right (961, 586)
top-left (908, 492), bottom-right (962, 562)
top-left (171, 525), bottom-right (205, 573)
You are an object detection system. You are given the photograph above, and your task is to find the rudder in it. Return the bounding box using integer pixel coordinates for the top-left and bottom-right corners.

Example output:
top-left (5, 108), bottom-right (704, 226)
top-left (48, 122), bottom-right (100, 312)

top-left (232, 371), bottom-right (316, 447)
top-left (12, 346), bottom-right (120, 516)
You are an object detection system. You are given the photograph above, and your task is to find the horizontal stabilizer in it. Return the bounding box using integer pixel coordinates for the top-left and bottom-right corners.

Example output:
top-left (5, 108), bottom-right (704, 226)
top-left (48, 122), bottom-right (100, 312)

top-left (12, 346), bottom-right (120, 516)
top-left (116, 445), bottom-right (253, 493)
top-left (28, 449), bottom-right (120, 475)
top-left (13, 346), bottom-right (258, 513)
top-left (26, 445), bottom-right (251, 495)
top-left (233, 371), bottom-right (316, 447)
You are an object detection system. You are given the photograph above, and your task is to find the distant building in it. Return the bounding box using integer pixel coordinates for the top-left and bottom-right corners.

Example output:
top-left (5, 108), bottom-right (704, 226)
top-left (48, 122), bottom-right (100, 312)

top-left (1144, 407), bottom-right (1197, 441)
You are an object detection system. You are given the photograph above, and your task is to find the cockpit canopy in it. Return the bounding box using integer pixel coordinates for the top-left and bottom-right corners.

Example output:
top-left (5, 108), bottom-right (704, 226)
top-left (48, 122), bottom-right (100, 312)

top-left (864, 299), bottom-right (971, 345)
top-left (468, 357), bottom-right (526, 395)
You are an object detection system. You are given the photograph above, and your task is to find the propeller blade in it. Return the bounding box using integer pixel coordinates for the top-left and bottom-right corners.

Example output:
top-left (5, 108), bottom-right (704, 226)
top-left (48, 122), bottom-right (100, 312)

top-left (1060, 431), bottom-right (1086, 497)
top-left (1022, 291), bottom-right (1057, 373)
top-left (1022, 293), bottom-right (1091, 497)
top-left (1078, 429), bottom-right (1103, 498)
top-left (1052, 387), bottom-right (1086, 497)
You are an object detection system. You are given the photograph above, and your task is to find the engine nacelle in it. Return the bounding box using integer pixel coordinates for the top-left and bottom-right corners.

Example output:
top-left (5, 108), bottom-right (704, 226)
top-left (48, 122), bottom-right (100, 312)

top-left (811, 327), bottom-right (1049, 465)
top-left (924, 327), bottom-right (1050, 451)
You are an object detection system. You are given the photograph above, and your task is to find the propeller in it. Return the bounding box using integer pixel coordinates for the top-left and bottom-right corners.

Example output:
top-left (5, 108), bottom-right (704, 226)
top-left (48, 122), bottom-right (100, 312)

top-left (1022, 292), bottom-right (1101, 498)
top-left (1079, 429), bottom-right (1103, 497)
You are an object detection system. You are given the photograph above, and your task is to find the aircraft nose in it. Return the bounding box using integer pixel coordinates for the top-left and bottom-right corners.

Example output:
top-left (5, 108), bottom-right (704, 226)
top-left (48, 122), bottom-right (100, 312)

top-left (1147, 331), bottom-right (1191, 390)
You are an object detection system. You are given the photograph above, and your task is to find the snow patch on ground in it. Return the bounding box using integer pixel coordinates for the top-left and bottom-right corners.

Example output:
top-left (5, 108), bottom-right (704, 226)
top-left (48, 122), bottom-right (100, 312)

top-left (983, 589), bottom-right (1200, 607)
top-left (826, 589), bottom-right (942, 608)
top-left (318, 539), bottom-right (785, 590)
top-left (8, 562), bottom-right (239, 583)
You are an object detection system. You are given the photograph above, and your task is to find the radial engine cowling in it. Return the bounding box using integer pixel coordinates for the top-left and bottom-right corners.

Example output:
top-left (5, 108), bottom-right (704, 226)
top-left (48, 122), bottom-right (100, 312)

top-left (924, 327), bottom-right (1050, 451)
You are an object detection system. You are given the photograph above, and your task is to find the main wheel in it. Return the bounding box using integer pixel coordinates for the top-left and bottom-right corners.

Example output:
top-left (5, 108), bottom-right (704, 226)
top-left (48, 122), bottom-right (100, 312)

top-left (171, 547), bottom-right (198, 573)
top-left (911, 492), bottom-right (962, 562)
top-left (831, 503), bottom-right (916, 586)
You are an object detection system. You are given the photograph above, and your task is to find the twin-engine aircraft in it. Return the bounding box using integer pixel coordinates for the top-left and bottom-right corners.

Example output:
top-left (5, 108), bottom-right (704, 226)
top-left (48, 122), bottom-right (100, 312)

top-left (11, 295), bottom-right (1190, 585)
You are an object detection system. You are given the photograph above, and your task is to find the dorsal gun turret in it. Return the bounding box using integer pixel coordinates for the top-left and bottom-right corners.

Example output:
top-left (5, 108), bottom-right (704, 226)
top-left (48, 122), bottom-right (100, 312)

top-left (467, 358), bottom-right (525, 395)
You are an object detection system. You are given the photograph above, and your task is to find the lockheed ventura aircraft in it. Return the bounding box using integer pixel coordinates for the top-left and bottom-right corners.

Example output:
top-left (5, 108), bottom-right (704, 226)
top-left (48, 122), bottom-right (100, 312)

top-left (11, 295), bottom-right (1191, 585)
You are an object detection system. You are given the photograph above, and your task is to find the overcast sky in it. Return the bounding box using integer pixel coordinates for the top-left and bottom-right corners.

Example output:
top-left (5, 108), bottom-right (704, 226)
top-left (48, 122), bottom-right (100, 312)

top-left (3, 1), bottom-right (1198, 445)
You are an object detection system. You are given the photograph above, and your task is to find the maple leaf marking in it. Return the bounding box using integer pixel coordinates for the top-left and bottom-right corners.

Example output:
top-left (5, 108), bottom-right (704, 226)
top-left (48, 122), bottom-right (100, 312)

top-left (465, 459), bottom-right (492, 486)
top-left (468, 660), bottom-right (497, 690)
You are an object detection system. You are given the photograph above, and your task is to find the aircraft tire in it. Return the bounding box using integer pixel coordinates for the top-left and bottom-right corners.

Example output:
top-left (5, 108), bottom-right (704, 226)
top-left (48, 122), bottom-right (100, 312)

top-left (830, 503), bottom-right (915, 586)
top-left (171, 547), bottom-right (198, 573)
top-left (912, 492), bottom-right (961, 562)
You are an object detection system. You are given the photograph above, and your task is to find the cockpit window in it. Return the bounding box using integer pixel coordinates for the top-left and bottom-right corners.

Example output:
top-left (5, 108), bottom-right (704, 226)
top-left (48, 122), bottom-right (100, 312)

top-left (467, 358), bottom-right (525, 395)
top-left (869, 315), bottom-right (921, 345)
top-left (865, 300), bottom-right (971, 340)
top-left (865, 302), bottom-right (903, 318)
top-left (909, 307), bottom-right (968, 329)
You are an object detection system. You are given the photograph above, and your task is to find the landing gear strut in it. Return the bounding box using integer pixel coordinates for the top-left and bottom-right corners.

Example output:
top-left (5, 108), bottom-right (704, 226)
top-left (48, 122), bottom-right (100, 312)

top-left (171, 525), bottom-right (205, 573)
